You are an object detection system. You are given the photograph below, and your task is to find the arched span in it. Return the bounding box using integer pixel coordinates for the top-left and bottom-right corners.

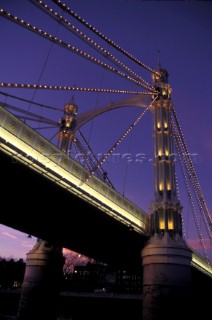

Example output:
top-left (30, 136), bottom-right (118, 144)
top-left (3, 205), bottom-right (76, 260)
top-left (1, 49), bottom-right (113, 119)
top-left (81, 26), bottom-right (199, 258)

top-left (76, 94), bottom-right (151, 130)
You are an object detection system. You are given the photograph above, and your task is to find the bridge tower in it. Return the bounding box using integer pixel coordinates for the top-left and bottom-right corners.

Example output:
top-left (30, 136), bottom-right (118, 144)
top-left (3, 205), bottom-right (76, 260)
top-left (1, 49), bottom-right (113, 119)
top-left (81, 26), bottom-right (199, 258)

top-left (17, 98), bottom-right (77, 320)
top-left (58, 97), bottom-right (78, 153)
top-left (17, 239), bottom-right (64, 320)
top-left (141, 67), bottom-right (192, 319)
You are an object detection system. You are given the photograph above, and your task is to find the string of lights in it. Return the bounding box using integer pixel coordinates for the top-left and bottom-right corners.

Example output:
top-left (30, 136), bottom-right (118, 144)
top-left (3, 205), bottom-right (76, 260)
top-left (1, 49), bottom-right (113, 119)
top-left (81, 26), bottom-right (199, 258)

top-left (173, 114), bottom-right (212, 242)
top-left (75, 138), bottom-right (104, 181)
top-left (0, 8), bottom-right (155, 92)
top-left (52, 0), bottom-right (159, 77)
top-left (29, 0), bottom-right (154, 92)
top-left (66, 140), bottom-right (83, 167)
top-left (172, 119), bottom-right (210, 266)
top-left (74, 139), bottom-right (96, 172)
top-left (85, 99), bottom-right (155, 183)
top-left (172, 107), bottom-right (212, 238)
top-left (0, 1), bottom-right (210, 274)
top-left (0, 82), bottom-right (153, 95)
top-left (78, 130), bottom-right (114, 189)
top-left (174, 170), bottom-right (181, 204)
top-left (173, 169), bottom-right (186, 237)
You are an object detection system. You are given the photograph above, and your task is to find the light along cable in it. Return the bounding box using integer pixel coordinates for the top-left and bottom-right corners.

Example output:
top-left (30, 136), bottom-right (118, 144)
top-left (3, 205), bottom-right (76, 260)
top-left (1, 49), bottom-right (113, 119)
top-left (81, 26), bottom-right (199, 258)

top-left (84, 97), bottom-right (157, 184)
top-left (172, 120), bottom-right (211, 270)
top-left (174, 119), bottom-right (212, 240)
top-left (52, 0), bottom-right (160, 77)
top-left (0, 8), bottom-right (155, 92)
top-left (0, 82), bottom-right (153, 95)
top-left (172, 107), bottom-right (212, 237)
top-left (78, 130), bottom-right (115, 189)
top-left (30, 0), bottom-right (154, 92)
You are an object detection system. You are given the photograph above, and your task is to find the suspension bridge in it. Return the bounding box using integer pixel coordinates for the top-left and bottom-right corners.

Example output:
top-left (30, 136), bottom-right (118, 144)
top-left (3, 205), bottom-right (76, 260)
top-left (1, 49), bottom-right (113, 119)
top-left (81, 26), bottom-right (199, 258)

top-left (0, 101), bottom-right (210, 275)
top-left (0, 1), bottom-right (211, 319)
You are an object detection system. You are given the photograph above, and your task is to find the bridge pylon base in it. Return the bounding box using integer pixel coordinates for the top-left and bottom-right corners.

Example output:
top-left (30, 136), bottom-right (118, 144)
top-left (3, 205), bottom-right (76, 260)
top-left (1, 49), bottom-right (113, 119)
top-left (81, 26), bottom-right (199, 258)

top-left (141, 232), bottom-right (192, 320)
top-left (17, 239), bottom-right (64, 320)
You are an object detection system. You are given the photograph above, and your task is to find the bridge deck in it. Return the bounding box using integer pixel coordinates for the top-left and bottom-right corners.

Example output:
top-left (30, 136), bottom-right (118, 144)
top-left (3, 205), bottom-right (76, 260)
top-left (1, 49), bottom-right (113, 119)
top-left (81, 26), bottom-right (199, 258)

top-left (0, 106), bottom-right (148, 234)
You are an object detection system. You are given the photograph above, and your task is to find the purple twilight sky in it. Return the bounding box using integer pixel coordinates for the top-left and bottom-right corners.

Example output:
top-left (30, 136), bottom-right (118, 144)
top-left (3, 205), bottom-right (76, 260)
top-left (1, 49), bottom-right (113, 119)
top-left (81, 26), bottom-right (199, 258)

top-left (0, 0), bottom-right (211, 261)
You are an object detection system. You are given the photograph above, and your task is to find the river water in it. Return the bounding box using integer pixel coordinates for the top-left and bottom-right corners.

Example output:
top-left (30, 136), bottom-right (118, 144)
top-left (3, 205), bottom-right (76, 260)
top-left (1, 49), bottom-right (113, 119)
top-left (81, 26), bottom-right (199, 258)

top-left (0, 290), bottom-right (142, 320)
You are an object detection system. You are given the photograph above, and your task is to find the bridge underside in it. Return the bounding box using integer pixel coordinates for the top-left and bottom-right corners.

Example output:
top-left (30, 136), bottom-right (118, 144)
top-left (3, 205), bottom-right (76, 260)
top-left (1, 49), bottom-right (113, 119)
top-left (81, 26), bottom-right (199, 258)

top-left (1, 150), bottom-right (148, 272)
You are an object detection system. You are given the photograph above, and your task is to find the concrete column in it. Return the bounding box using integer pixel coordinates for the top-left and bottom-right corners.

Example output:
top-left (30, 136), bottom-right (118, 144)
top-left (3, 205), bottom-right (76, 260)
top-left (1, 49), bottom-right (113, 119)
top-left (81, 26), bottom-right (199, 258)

top-left (142, 233), bottom-right (192, 320)
top-left (17, 239), bottom-right (64, 320)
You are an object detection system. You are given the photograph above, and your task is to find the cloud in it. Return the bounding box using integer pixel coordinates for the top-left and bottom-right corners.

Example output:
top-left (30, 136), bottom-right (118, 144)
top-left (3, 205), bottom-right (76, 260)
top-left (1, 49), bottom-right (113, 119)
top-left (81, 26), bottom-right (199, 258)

top-left (20, 240), bottom-right (35, 249)
top-left (188, 238), bottom-right (211, 250)
top-left (2, 231), bottom-right (17, 239)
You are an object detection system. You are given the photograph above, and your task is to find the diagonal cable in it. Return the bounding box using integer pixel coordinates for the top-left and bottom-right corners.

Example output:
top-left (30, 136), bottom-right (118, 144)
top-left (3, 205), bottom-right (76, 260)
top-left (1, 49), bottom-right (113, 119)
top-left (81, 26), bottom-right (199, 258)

top-left (52, 0), bottom-right (159, 76)
top-left (0, 8), bottom-right (155, 91)
top-left (30, 0), bottom-right (154, 91)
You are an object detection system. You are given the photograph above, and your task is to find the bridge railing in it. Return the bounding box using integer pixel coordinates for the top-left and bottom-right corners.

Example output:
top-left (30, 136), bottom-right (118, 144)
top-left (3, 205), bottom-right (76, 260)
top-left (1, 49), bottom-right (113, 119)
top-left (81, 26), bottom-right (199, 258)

top-left (191, 249), bottom-right (212, 278)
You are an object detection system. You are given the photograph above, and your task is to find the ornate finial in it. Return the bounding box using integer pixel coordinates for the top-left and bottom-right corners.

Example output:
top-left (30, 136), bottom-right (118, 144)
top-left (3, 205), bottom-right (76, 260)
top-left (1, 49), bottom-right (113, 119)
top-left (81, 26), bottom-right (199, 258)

top-left (69, 94), bottom-right (77, 107)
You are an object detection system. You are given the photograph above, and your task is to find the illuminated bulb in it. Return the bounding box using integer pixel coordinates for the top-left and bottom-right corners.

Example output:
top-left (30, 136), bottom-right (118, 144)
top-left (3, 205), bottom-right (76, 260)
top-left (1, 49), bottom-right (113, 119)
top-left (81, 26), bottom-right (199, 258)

top-left (159, 218), bottom-right (165, 230)
top-left (168, 220), bottom-right (174, 230)
top-left (159, 183), bottom-right (163, 191)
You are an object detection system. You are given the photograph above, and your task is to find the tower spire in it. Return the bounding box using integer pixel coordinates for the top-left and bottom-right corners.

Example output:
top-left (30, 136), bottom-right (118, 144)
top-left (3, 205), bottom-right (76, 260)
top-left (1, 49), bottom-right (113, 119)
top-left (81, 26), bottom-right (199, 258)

top-left (157, 49), bottom-right (161, 69)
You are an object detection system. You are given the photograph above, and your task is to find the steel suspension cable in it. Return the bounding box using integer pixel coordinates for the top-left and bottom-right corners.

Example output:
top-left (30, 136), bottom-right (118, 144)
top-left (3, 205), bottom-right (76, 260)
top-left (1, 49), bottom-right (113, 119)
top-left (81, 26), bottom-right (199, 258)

top-left (33, 125), bottom-right (59, 130)
top-left (84, 98), bottom-right (156, 184)
top-left (172, 107), bottom-right (212, 238)
top-left (173, 168), bottom-right (187, 240)
top-left (78, 130), bottom-right (114, 189)
top-left (74, 138), bottom-right (104, 181)
top-left (30, 0), bottom-right (154, 92)
top-left (173, 117), bottom-right (212, 240)
top-left (24, 6), bottom-right (62, 124)
top-left (0, 90), bottom-right (61, 112)
top-left (52, 0), bottom-right (159, 76)
top-left (0, 82), bottom-right (153, 95)
top-left (0, 101), bottom-right (58, 125)
top-left (0, 8), bottom-right (153, 92)
top-left (122, 128), bottom-right (133, 197)
top-left (173, 164), bottom-right (187, 239)
top-left (172, 120), bottom-right (210, 265)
